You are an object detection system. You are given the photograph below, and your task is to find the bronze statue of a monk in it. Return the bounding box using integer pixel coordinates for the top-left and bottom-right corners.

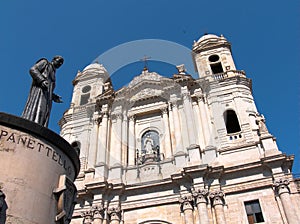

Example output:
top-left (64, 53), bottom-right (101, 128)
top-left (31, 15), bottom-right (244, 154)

top-left (22, 56), bottom-right (64, 127)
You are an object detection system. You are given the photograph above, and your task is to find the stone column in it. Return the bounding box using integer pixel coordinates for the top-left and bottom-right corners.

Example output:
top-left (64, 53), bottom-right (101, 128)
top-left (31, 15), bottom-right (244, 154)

top-left (92, 204), bottom-right (105, 224)
top-left (161, 107), bottom-right (172, 158)
top-left (192, 188), bottom-right (209, 224)
top-left (121, 112), bottom-right (128, 165)
top-left (179, 194), bottom-right (194, 224)
top-left (274, 178), bottom-right (299, 224)
top-left (182, 90), bottom-right (196, 145)
top-left (172, 102), bottom-right (182, 151)
top-left (128, 115), bottom-right (136, 165)
top-left (168, 102), bottom-right (176, 152)
top-left (209, 190), bottom-right (226, 224)
top-left (197, 96), bottom-right (210, 146)
top-left (87, 116), bottom-right (99, 168)
top-left (192, 101), bottom-right (204, 148)
top-left (114, 113), bottom-right (123, 164)
top-left (97, 112), bottom-right (108, 165)
top-left (108, 206), bottom-right (121, 224)
top-left (81, 210), bottom-right (93, 224)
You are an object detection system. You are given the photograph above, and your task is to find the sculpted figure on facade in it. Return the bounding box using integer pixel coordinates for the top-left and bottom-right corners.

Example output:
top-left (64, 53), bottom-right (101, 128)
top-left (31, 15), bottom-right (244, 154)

top-left (255, 113), bottom-right (269, 136)
top-left (22, 56), bottom-right (64, 127)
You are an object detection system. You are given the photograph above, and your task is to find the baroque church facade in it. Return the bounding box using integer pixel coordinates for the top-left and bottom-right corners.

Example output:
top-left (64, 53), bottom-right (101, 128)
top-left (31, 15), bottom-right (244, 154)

top-left (59, 34), bottom-right (300, 224)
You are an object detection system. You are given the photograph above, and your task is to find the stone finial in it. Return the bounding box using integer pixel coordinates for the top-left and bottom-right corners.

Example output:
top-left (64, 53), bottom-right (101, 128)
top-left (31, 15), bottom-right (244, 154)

top-left (179, 194), bottom-right (194, 211)
top-left (192, 188), bottom-right (209, 204)
top-left (176, 64), bottom-right (187, 74)
top-left (274, 178), bottom-right (290, 195)
top-left (209, 190), bottom-right (225, 206)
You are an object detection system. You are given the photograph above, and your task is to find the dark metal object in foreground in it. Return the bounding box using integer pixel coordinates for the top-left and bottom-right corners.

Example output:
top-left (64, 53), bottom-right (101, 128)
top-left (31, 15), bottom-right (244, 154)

top-left (22, 56), bottom-right (64, 127)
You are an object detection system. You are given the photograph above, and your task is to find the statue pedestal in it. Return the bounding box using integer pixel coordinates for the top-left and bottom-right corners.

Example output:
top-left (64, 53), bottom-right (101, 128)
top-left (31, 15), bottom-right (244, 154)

top-left (0, 113), bottom-right (80, 224)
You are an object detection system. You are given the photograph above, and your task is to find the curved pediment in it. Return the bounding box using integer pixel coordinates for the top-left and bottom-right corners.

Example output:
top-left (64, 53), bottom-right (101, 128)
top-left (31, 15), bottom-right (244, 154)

top-left (114, 69), bottom-right (178, 103)
top-left (128, 70), bottom-right (163, 88)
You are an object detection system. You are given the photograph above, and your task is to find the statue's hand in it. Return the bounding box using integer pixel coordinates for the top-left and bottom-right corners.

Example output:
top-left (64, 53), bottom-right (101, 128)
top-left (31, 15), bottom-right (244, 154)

top-left (41, 81), bottom-right (49, 90)
top-left (53, 93), bottom-right (63, 103)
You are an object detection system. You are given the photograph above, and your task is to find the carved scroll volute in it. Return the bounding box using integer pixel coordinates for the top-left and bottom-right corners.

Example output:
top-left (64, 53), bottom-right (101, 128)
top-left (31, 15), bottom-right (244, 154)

top-left (179, 194), bottom-right (194, 212)
top-left (81, 210), bottom-right (93, 224)
top-left (192, 188), bottom-right (209, 205)
top-left (107, 206), bottom-right (121, 222)
top-left (92, 204), bottom-right (105, 220)
top-left (274, 178), bottom-right (290, 195)
top-left (209, 190), bottom-right (225, 207)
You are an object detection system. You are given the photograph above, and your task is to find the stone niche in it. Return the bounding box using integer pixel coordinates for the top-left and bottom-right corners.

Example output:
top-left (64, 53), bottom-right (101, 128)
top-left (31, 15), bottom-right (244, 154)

top-left (0, 113), bottom-right (80, 224)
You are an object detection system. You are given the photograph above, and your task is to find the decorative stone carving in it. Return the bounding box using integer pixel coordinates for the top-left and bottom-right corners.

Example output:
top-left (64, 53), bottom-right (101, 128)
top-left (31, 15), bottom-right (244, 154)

top-left (192, 188), bottom-right (208, 205)
top-left (179, 194), bottom-right (194, 212)
top-left (176, 64), bottom-right (187, 74)
top-left (92, 204), bottom-right (105, 220)
top-left (128, 114), bottom-right (135, 122)
top-left (160, 107), bottom-right (168, 115)
top-left (107, 206), bottom-right (121, 222)
top-left (137, 130), bottom-right (160, 164)
top-left (209, 190), bottom-right (225, 206)
top-left (274, 178), bottom-right (290, 195)
top-left (255, 113), bottom-right (269, 135)
top-left (81, 210), bottom-right (94, 224)
top-left (111, 113), bottom-right (123, 120)
top-left (192, 188), bottom-right (210, 224)
top-left (130, 88), bottom-right (162, 101)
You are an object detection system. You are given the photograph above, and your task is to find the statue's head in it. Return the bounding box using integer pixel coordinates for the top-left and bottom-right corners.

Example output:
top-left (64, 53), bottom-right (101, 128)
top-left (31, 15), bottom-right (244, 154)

top-left (52, 55), bottom-right (64, 69)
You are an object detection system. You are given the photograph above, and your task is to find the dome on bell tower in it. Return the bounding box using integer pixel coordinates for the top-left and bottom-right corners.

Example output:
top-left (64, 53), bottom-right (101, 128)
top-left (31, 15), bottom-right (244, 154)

top-left (196, 33), bottom-right (219, 43)
top-left (192, 33), bottom-right (235, 77)
top-left (192, 33), bottom-right (229, 51)
top-left (82, 62), bottom-right (107, 73)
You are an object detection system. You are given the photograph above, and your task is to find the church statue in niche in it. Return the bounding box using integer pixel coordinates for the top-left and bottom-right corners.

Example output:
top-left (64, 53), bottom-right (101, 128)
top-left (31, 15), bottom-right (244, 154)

top-left (137, 130), bottom-right (160, 164)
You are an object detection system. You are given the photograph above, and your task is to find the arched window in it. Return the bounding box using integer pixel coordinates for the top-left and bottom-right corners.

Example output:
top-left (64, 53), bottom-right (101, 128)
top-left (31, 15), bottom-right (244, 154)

top-left (209, 54), bottom-right (224, 74)
top-left (224, 110), bottom-right (241, 134)
top-left (80, 85), bottom-right (91, 105)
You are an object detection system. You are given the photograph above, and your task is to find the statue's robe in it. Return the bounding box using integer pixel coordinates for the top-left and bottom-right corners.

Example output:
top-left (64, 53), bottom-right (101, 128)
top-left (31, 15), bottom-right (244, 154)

top-left (0, 194), bottom-right (7, 224)
top-left (22, 58), bottom-right (56, 127)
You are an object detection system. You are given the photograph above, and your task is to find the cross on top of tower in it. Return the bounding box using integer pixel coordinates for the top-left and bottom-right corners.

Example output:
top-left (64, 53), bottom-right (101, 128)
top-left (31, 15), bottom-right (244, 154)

top-left (140, 55), bottom-right (151, 71)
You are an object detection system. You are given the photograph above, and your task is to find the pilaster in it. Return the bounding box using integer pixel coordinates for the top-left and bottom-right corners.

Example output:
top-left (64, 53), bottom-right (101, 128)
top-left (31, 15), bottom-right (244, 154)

top-left (128, 115), bottom-right (136, 166)
top-left (179, 194), bottom-right (195, 224)
top-left (107, 205), bottom-right (121, 224)
top-left (209, 190), bottom-right (226, 224)
top-left (274, 178), bottom-right (299, 224)
top-left (161, 107), bottom-right (172, 159)
top-left (192, 188), bottom-right (209, 224)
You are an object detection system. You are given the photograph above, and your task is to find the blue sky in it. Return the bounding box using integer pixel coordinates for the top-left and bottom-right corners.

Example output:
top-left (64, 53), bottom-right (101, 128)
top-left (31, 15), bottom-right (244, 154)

top-left (0, 1), bottom-right (299, 173)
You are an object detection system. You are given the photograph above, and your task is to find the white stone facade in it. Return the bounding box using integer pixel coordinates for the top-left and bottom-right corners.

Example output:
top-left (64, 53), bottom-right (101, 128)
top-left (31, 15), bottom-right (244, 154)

top-left (59, 34), bottom-right (300, 224)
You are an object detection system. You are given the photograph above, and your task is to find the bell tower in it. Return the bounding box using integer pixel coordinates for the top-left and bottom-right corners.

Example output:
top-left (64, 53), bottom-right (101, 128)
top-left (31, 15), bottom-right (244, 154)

top-left (59, 62), bottom-right (112, 174)
top-left (192, 34), bottom-right (278, 152)
top-left (192, 34), bottom-right (236, 77)
top-left (71, 62), bottom-right (110, 107)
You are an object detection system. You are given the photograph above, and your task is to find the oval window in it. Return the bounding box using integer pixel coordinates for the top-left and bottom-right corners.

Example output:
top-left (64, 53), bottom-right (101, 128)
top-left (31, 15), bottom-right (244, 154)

top-left (208, 55), bottom-right (220, 62)
top-left (82, 85), bottom-right (91, 93)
